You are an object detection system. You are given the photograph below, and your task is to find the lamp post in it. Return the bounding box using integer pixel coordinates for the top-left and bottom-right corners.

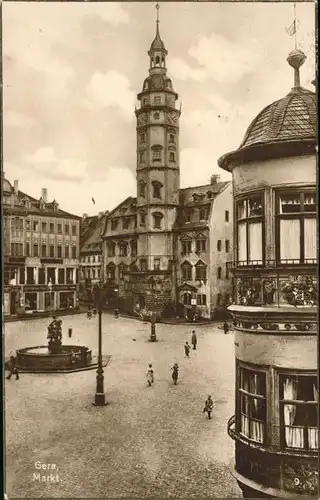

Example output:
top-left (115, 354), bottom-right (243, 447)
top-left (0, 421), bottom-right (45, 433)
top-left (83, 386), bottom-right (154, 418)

top-left (93, 283), bottom-right (107, 406)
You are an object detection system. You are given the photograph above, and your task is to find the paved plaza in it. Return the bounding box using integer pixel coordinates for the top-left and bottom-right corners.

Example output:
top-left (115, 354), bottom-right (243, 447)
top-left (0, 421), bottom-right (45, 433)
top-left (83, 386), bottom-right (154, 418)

top-left (5, 313), bottom-right (241, 498)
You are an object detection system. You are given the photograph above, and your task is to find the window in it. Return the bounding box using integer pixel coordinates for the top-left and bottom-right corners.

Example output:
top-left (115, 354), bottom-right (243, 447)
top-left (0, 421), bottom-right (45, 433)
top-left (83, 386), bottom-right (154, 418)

top-left (154, 96), bottom-right (161, 105)
top-left (140, 133), bottom-right (146, 143)
top-left (217, 240), bottom-right (222, 251)
top-left (58, 269), bottom-right (65, 284)
top-left (58, 224), bottom-right (62, 234)
top-left (65, 245), bottom-right (69, 258)
top-left (33, 244), bottom-right (39, 257)
top-left (199, 209), bottom-right (206, 221)
top-left (153, 182), bottom-right (161, 199)
top-left (130, 241), bottom-right (137, 256)
top-left (197, 294), bottom-right (207, 306)
top-left (143, 98), bottom-right (148, 106)
top-left (153, 213), bottom-right (163, 229)
top-left (26, 267), bottom-right (36, 285)
top-left (169, 134), bottom-right (175, 143)
top-left (42, 245), bottom-right (47, 257)
top-left (280, 374), bottom-right (318, 450)
top-left (139, 151), bottom-right (145, 163)
top-left (140, 213), bottom-right (146, 226)
top-left (226, 264), bottom-right (230, 279)
top-left (119, 242), bottom-right (128, 257)
top-left (169, 152), bottom-right (175, 162)
top-left (119, 265), bottom-right (125, 280)
top-left (225, 210), bottom-right (230, 222)
top-left (123, 218), bottom-right (129, 230)
top-left (139, 182), bottom-right (146, 197)
top-left (152, 151), bottom-right (161, 162)
top-left (10, 243), bottom-right (23, 256)
top-left (185, 210), bottom-right (191, 223)
top-left (217, 267), bottom-right (222, 279)
top-left (57, 246), bottom-right (62, 258)
top-left (111, 219), bottom-right (118, 231)
top-left (237, 194), bottom-right (264, 264)
top-left (140, 259), bottom-right (147, 272)
top-left (181, 262), bottom-right (192, 281)
top-left (50, 223), bottom-right (54, 233)
top-left (154, 258), bottom-right (160, 270)
top-left (195, 261), bottom-right (207, 282)
top-left (153, 112), bottom-right (160, 120)
top-left (72, 225), bottom-right (77, 236)
top-left (65, 224), bottom-right (69, 234)
top-left (239, 367), bottom-right (266, 443)
top-left (108, 242), bottom-right (116, 257)
top-left (25, 243), bottom-right (30, 256)
top-left (225, 239), bottom-right (230, 253)
top-left (49, 245), bottom-right (54, 258)
top-left (217, 293), bottom-right (222, 306)
top-left (66, 268), bottom-right (74, 284)
top-left (106, 263), bottom-right (116, 280)
top-left (276, 191), bottom-right (316, 264)
top-left (196, 236), bottom-right (206, 253)
top-left (181, 240), bottom-right (192, 255)
top-left (42, 222), bottom-right (47, 232)
top-left (72, 246), bottom-right (77, 259)
top-left (26, 220), bottom-right (31, 231)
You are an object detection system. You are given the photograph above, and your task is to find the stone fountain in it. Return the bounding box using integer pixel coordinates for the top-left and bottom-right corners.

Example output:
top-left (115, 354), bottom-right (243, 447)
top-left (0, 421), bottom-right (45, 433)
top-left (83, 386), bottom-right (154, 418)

top-left (14, 317), bottom-right (109, 373)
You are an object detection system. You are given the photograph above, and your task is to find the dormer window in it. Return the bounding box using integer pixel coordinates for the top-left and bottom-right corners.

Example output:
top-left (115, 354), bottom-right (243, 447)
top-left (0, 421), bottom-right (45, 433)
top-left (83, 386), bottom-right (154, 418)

top-left (152, 181), bottom-right (162, 199)
top-left (111, 219), bottom-right (118, 231)
top-left (139, 181), bottom-right (146, 197)
top-left (153, 212), bottom-right (163, 229)
top-left (123, 218), bottom-right (130, 230)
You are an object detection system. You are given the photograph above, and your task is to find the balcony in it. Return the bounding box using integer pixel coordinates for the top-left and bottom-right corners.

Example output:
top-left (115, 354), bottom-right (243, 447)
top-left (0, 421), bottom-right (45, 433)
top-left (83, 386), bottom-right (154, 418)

top-left (227, 258), bottom-right (317, 272)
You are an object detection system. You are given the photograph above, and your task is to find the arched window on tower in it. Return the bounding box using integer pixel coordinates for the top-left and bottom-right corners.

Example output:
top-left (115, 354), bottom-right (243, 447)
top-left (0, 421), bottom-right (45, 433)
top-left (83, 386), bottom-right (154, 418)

top-left (155, 55), bottom-right (160, 66)
top-left (152, 180), bottom-right (163, 199)
top-left (139, 180), bottom-right (146, 197)
top-left (153, 212), bottom-right (163, 229)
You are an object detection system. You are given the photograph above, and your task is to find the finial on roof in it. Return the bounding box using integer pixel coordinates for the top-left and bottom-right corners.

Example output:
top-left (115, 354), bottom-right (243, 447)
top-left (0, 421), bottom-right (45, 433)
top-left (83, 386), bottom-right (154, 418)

top-left (156, 3), bottom-right (160, 27)
top-left (286, 49), bottom-right (306, 88)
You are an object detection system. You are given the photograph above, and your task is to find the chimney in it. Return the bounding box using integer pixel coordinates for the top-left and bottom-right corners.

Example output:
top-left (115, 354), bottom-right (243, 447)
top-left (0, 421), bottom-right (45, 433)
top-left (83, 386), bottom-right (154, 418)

top-left (14, 180), bottom-right (19, 193)
top-left (82, 213), bottom-right (88, 220)
top-left (210, 174), bottom-right (220, 185)
top-left (41, 188), bottom-right (48, 202)
top-left (98, 211), bottom-right (104, 218)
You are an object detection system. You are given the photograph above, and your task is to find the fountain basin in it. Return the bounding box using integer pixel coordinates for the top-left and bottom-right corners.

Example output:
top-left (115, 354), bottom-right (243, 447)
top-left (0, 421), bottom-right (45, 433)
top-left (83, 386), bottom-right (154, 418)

top-left (13, 345), bottom-right (108, 373)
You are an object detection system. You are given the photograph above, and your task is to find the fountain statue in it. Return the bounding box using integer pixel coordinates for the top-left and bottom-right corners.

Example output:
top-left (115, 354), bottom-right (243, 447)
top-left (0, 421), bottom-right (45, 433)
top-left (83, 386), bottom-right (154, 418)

top-left (47, 317), bottom-right (63, 353)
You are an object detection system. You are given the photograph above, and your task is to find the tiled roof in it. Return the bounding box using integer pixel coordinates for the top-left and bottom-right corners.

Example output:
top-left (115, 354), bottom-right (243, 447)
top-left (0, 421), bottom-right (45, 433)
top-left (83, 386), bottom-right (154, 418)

top-left (240, 87), bottom-right (316, 148)
top-left (179, 181), bottom-right (230, 206)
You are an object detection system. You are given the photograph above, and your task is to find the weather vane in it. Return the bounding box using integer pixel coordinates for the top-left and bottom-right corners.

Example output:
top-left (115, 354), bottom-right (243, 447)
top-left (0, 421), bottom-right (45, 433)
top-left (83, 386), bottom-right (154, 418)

top-left (156, 3), bottom-right (160, 24)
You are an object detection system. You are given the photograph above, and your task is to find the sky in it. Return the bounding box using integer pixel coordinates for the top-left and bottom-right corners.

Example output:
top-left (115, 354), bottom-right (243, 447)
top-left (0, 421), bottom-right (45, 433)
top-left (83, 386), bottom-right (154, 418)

top-left (3, 2), bottom-right (316, 216)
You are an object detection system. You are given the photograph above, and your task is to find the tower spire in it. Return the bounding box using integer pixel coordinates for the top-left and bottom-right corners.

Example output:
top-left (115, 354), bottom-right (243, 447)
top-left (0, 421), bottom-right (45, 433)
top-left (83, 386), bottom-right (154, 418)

top-left (156, 2), bottom-right (160, 32)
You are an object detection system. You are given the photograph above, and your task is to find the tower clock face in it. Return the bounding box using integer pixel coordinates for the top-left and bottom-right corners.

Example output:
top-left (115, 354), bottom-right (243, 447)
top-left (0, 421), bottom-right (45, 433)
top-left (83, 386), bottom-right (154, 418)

top-left (137, 113), bottom-right (148, 126)
top-left (167, 112), bottom-right (178, 126)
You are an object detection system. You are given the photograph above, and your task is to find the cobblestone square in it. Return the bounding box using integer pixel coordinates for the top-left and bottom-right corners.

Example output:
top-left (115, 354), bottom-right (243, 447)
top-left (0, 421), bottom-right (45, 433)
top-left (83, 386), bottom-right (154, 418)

top-left (5, 314), bottom-right (241, 498)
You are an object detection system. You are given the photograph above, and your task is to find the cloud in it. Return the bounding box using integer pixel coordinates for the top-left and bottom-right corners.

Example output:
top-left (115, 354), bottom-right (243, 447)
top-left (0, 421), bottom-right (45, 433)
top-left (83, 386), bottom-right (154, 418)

top-left (23, 147), bottom-right (88, 182)
top-left (85, 70), bottom-right (135, 119)
top-left (169, 58), bottom-right (207, 82)
top-left (4, 110), bottom-right (35, 128)
top-left (180, 148), bottom-right (231, 188)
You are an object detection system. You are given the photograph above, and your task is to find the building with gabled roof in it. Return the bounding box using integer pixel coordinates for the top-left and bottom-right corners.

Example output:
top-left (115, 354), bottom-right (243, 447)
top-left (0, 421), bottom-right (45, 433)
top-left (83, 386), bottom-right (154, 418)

top-left (2, 176), bottom-right (81, 317)
top-left (101, 14), bottom-right (233, 319)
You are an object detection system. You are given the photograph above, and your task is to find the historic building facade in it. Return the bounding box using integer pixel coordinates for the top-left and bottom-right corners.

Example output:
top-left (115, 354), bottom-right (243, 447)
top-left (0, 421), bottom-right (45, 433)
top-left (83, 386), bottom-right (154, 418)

top-left (79, 212), bottom-right (107, 301)
top-left (102, 15), bottom-right (233, 319)
top-left (3, 177), bottom-right (81, 317)
top-left (219, 50), bottom-right (317, 498)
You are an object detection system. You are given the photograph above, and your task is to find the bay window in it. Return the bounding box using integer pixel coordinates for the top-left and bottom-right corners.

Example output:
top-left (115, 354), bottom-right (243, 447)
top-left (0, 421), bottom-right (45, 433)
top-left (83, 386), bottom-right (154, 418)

top-left (280, 374), bottom-right (318, 450)
top-left (236, 194), bottom-right (264, 264)
top-left (276, 191), bottom-right (316, 263)
top-left (239, 366), bottom-right (266, 443)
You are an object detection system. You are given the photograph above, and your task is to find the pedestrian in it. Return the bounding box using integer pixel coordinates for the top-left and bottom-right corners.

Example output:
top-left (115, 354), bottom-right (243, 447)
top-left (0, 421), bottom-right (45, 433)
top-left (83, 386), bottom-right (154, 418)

top-left (203, 395), bottom-right (214, 419)
top-left (184, 341), bottom-right (191, 357)
top-left (146, 364), bottom-right (154, 386)
top-left (171, 363), bottom-right (179, 385)
top-left (191, 330), bottom-right (197, 350)
top-left (6, 351), bottom-right (19, 381)
top-left (114, 308), bottom-right (120, 319)
top-left (223, 321), bottom-right (229, 334)
top-left (87, 307), bottom-right (92, 319)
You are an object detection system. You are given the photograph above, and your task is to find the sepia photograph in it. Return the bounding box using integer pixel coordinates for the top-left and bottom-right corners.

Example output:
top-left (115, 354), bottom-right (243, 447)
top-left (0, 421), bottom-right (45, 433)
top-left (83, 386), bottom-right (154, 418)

top-left (2, 1), bottom-right (317, 499)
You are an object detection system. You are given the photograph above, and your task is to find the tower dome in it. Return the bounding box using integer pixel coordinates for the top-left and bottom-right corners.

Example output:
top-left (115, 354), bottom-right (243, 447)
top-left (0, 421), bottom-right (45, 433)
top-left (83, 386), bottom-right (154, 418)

top-left (218, 50), bottom-right (316, 170)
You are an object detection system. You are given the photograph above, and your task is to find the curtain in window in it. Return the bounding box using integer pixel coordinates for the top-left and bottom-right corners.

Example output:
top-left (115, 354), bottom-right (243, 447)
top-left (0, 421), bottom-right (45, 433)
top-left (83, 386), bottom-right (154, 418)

top-left (280, 219), bottom-right (300, 261)
top-left (283, 378), bottom-right (303, 448)
top-left (251, 415), bottom-right (264, 443)
top-left (238, 223), bottom-right (247, 262)
top-left (248, 222), bottom-right (262, 262)
top-left (241, 395), bottom-right (250, 437)
top-left (304, 218), bottom-right (317, 260)
top-left (309, 384), bottom-right (319, 449)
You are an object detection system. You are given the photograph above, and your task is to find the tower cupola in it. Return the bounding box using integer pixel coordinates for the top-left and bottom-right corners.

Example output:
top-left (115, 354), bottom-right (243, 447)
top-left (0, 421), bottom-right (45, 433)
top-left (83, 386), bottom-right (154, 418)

top-left (148, 4), bottom-right (168, 72)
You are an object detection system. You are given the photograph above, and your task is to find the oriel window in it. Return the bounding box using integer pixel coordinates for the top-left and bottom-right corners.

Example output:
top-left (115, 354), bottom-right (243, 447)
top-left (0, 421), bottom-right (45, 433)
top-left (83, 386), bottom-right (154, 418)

top-left (236, 194), bottom-right (264, 264)
top-left (239, 366), bottom-right (266, 444)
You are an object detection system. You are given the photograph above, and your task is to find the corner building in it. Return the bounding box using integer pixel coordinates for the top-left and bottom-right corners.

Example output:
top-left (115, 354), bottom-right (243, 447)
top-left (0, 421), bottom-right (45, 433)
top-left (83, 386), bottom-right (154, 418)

top-left (102, 17), bottom-right (233, 318)
top-left (219, 50), bottom-right (317, 498)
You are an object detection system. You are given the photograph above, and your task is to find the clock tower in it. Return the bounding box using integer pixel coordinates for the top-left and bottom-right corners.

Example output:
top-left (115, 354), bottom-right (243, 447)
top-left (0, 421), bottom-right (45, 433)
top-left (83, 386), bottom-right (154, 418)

top-left (134, 4), bottom-right (181, 299)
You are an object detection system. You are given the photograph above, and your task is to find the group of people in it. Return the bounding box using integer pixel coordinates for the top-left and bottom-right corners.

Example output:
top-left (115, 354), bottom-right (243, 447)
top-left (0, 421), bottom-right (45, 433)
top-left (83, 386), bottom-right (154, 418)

top-left (145, 329), bottom-right (214, 419)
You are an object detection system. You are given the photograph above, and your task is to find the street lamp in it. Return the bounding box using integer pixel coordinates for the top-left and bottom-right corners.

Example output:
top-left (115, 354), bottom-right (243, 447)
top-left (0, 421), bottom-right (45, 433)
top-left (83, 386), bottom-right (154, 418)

top-left (92, 283), bottom-right (107, 406)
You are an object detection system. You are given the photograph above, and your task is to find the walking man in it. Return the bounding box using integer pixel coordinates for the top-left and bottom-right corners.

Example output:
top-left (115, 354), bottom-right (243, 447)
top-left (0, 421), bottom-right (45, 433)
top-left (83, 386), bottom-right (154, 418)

top-left (184, 341), bottom-right (191, 358)
top-left (223, 321), bottom-right (229, 334)
top-left (191, 330), bottom-right (197, 350)
top-left (203, 395), bottom-right (214, 419)
top-left (146, 364), bottom-right (154, 386)
top-left (171, 363), bottom-right (179, 385)
top-left (6, 351), bottom-right (19, 381)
